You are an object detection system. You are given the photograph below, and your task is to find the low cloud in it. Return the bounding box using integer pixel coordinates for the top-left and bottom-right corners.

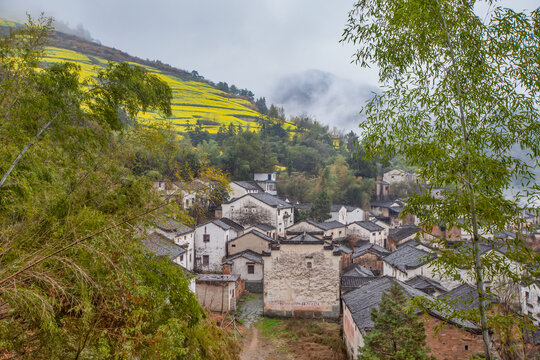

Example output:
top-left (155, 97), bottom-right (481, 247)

top-left (269, 69), bottom-right (378, 133)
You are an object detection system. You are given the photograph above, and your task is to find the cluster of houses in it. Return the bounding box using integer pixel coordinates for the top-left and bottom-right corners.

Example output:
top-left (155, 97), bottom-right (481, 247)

top-left (145, 170), bottom-right (540, 360)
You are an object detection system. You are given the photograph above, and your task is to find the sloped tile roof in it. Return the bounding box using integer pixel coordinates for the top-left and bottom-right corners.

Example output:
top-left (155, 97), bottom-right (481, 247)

top-left (352, 221), bottom-right (384, 232)
top-left (382, 244), bottom-right (434, 272)
top-left (389, 226), bottom-right (421, 242)
top-left (224, 249), bottom-right (264, 265)
top-left (143, 233), bottom-right (186, 260)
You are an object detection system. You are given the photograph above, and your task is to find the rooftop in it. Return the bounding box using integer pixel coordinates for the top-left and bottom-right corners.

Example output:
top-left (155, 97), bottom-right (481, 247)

top-left (405, 275), bottom-right (448, 294)
top-left (232, 180), bottom-right (263, 192)
top-left (224, 249), bottom-right (264, 265)
top-left (352, 241), bottom-right (390, 258)
top-left (196, 274), bottom-right (240, 282)
top-left (342, 277), bottom-right (479, 333)
top-left (389, 225), bottom-right (421, 242)
top-left (351, 221), bottom-right (384, 232)
top-left (143, 233), bottom-right (186, 260)
top-left (281, 232), bottom-right (325, 245)
top-left (382, 244), bottom-right (434, 272)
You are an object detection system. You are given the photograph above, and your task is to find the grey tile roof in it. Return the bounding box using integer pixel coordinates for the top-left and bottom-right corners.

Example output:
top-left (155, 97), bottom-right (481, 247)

top-left (382, 244), bottom-right (434, 272)
top-left (251, 223), bottom-right (274, 231)
top-left (236, 230), bottom-right (276, 243)
top-left (317, 220), bottom-right (346, 230)
top-left (333, 245), bottom-right (353, 255)
top-left (281, 232), bottom-right (324, 244)
top-left (204, 218), bottom-right (244, 231)
top-left (343, 264), bottom-right (375, 277)
top-left (143, 233), bottom-right (186, 260)
top-left (250, 192), bottom-right (292, 208)
top-left (389, 226), bottom-right (421, 242)
top-left (341, 276), bottom-right (376, 290)
top-left (224, 249), bottom-right (264, 265)
top-left (342, 277), bottom-right (479, 332)
top-left (218, 217), bottom-right (244, 232)
top-left (352, 241), bottom-right (390, 259)
top-left (232, 180), bottom-right (263, 192)
top-left (406, 275), bottom-right (448, 294)
top-left (155, 218), bottom-right (182, 231)
top-left (196, 274), bottom-right (240, 282)
top-left (177, 224), bottom-right (194, 235)
top-left (352, 221), bottom-right (384, 232)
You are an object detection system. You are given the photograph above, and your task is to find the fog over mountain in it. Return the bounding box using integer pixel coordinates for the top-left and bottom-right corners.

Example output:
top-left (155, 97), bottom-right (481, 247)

top-left (269, 70), bottom-right (378, 132)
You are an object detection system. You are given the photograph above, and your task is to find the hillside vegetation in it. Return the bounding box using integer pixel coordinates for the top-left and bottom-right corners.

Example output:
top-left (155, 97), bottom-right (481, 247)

top-left (0, 17), bottom-right (296, 135)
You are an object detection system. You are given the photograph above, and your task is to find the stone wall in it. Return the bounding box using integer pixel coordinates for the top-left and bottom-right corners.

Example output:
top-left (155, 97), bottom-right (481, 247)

top-left (245, 281), bottom-right (263, 293)
top-left (263, 243), bottom-right (341, 319)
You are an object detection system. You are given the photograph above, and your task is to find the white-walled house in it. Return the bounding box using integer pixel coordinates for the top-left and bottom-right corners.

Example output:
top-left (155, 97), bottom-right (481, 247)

top-left (223, 250), bottom-right (265, 293)
top-left (347, 221), bottom-right (386, 247)
top-left (521, 281), bottom-right (540, 325)
top-left (229, 181), bottom-right (262, 199)
top-left (254, 172), bottom-right (279, 195)
top-left (382, 244), bottom-right (436, 282)
top-left (194, 218), bottom-right (243, 272)
top-left (383, 169), bottom-right (417, 184)
top-left (221, 193), bottom-right (294, 237)
top-left (330, 205), bottom-right (366, 225)
top-left (152, 219), bottom-right (195, 271)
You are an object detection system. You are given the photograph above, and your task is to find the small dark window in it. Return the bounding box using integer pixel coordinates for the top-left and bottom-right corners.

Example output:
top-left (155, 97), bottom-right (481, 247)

top-left (278, 209), bottom-right (281, 215)
top-left (372, 232), bottom-right (375, 236)
top-left (247, 264), bottom-right (255, 274)
top-left (202, 255), bottom-right (209, 265)
top-left (268, 174), bottom-right (271, 180)
top-left (231, 244), bottom-right (236, 247)
top-left (307, 261), bottom-right (312, 269)
top-left (526, 291), bottom-right (530, 299)
top-left (465, 345), bottom-right (469, 351)
top-left (537, 296), bottom-right (540, 304)
top-left (203, 234), bottom-right (210, 242)
top-left (180, 255), bottom-right (184, 261)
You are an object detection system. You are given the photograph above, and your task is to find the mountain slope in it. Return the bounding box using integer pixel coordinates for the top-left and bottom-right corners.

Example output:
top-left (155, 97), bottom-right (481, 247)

top-left (1, 17), bottom-right (296, 134)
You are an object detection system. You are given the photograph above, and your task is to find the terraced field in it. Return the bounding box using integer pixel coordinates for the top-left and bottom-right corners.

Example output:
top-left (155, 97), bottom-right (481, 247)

top-left (1, 17), bottom-right (297, 134)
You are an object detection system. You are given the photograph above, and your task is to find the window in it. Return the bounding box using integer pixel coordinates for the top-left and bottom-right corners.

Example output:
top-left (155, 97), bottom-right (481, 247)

top-left (268, 174), bottom-right (271, 180)
top-left (231, 244), bottom-right (236, 247)
top-left (203, 255), bottom-right (209, 265)
top-left (526, 291), bottom-right (530, 299)
top-left (278, 209), bottom-right (281, 215)
top-left (247, 264), bottom-right (255, 274)
top-left (307, 261), bottom-right (312, 269)
top-left (537, 296), bottom-right (540, 304)
top-left (203, 234), bottom-right (210, 242)
top-left (372, 232), bottom-right (375, 236)
top-left (465, 345), bottom-right (469, 351)
top-left (180, 255), bottom-right (184, 262)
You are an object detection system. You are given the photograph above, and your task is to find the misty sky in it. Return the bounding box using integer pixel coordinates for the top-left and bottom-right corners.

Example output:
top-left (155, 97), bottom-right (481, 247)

top-left (1, 0), bottom-right (537, 131)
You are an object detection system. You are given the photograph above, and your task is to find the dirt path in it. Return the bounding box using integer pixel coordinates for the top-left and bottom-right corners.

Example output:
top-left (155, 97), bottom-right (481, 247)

top-left (240, 327), bottom-right (260, 360)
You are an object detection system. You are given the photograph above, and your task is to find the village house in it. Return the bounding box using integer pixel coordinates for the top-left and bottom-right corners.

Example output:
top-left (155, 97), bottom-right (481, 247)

top-left (229, 180), bottom-right (263, 199)
top-left (342, 277), bottom-right (484, 360)
top-left (223, 250), bottom-right (265, 293)
top-left (387, 225), bottom-right (422, 250)
top-left (351, 240), bottom-right (390, 275)
top-left (196, 274), bottom-right (241, 313)
top-left (194, 218), bottom-right (243, 272)
top-left (227, 229), bottom-right (276, 256)
top-left (253, 172), bottom-right (279, 195)
top-left (340, 264), bottom-right (377, 294)
top-left (263, 233), bottom-right (342, 319)
top-left (221, 192), bottom-right (294, 237)
top-left (329, 205), bottom-right (366, 225)
top-left (347, 221), bottom-right (385, 247)
top-left (151, 219), bottom-right (196, 271)
top-left (375, 177), bottom-right (390, 201)
top-left (286, 219), bottom-right (347, 240)
top-left (521, 280), bottom-right (540, 326)
top-left (243, 223), bottom-right (276, 239)
top-left (382, 168), bottom-right (417, 184)
top-left (382, 244), bottom-right (436, 282)
top-left (370, 199), bottom-right (417, 228)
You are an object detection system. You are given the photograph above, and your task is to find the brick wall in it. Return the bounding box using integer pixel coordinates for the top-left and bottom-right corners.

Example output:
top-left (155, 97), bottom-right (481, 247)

top-left (423, 315), bottom-right (485, 360)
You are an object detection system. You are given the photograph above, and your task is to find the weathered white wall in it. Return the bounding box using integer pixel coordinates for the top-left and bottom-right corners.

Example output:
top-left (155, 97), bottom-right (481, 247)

top-left (230, 256), bottom-right (264, 282)
top-left (194, 222), bottom-right (239, 272)
top-left (342, 302), bottom-right (365, 360)
top-left (263, 243), bottom-right (341, 318)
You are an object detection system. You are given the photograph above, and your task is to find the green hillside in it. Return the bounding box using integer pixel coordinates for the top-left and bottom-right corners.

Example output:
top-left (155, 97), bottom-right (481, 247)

top-left (0, 17), bottom-right (297, 134)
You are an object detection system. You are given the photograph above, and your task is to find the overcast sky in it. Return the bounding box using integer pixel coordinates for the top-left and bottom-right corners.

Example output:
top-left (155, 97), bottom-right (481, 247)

top-left (1, 0), bottom-right (537, 131)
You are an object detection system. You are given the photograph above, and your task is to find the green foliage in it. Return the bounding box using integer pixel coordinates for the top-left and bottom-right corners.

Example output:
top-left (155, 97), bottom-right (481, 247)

top-left (343, 0), bottom-right (540, 358)
top-left (0, 17), bottom-right (239, 359)
top-left (358, 284), bottom-right (434, 360)
top-left (311, 190), bottom-right (331, 222)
